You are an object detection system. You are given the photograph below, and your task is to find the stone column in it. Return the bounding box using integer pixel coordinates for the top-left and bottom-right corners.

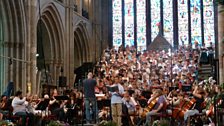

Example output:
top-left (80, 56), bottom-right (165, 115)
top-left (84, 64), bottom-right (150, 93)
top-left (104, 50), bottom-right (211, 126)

top-left (218, 5), bottom-right (224, 85)
top-left (92, 0), bottom-right (102, 62)
top-left (76, 0), bottom-right (82, 15)
top-left (64, 0), bottom-right (73, 88)
top-left (26, 0), bottom-right (37, 94)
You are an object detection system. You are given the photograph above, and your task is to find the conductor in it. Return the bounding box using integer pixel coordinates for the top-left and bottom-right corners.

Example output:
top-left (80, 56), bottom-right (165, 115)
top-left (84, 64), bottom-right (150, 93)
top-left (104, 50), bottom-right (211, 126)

top-left (83, 72), bottom-right (98, 124)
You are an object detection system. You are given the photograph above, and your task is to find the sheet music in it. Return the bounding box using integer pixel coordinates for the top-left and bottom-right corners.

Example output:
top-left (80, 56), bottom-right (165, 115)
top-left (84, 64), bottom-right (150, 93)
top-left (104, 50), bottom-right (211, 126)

top-left (95, 94), bottom-right (105, 97)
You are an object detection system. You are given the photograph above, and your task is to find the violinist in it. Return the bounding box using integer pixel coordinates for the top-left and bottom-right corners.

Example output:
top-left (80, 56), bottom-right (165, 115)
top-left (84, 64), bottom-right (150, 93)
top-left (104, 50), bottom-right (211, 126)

top-left (166, 90), bottom-right (178, 105)
top-left (0, 95), bottom-right (10, 120)
top-left (11, 91), bottom-right (34, 126)
top-left (184, 85), bottom-right (205, 124)
top-left (0, 95), bottom-right (10, 114)
top-left (144, 89), bottom-right (166, 126)
top-left (167, 91), bottom-right (186, 106)
top-left (49, 89), bottom-right (64, 121)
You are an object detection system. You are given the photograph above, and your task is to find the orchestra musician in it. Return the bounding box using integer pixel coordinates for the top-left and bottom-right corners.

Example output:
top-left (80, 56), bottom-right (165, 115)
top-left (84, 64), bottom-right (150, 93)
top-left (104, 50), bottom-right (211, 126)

top-left (11, 91), bottom-right (34, 126)
top-left (0, 95), bottom-right (10, 114)
top-left (144, 89), bottom-right (166, 126)
top-left (49, 89), bottom-right (65, 121)
top-left (122, 91), bottom-right (138, 125)
top-left (0, 95), bottom-right (10, 120)
top-left (183, 85), bottom-right (205, 125)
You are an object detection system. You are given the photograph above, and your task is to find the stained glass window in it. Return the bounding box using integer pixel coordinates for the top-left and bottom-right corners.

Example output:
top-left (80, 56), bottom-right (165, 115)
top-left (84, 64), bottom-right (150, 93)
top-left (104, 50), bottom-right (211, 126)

top-left (112, 0), bottom-right (122, 49)
top-left (178, 0), bottom-right (189, 46)
top-left (191, 0), bottom-right (202, 46)
top-left (112, 0), bottom-right (216, 50)
top-left (151, 0), bottom-right (161, 41)
top-left (163, 0), bottom-right (173, 45)
top-left (203, 0), bottom-right (215, 47)
top-left (136, 0), bottom-right (146, 51)
top-left (124, 0), bottom-right (134, 47)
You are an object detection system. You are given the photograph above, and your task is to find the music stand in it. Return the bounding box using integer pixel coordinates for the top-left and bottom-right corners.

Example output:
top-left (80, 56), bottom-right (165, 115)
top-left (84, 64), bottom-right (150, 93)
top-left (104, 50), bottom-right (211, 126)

top-left (141, 90), bottom-right (151, 100)
top-left (169, 86), bottom-right (178, 92)
top-left (54, 95), bottom-right (70, 100)
top-left (36, 99), bottom-right (50, 111)
top-left (182, 85), bottom-right (192, 92)
top-left (97, 99), bottom-right (110, 110)
top-left (138, 99), bottom-right (147, 108)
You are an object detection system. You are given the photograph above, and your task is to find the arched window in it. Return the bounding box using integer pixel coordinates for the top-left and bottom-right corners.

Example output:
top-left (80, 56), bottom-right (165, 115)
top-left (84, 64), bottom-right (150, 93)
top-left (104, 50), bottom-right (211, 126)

top-left (112, 0), bottom-right (216, 51)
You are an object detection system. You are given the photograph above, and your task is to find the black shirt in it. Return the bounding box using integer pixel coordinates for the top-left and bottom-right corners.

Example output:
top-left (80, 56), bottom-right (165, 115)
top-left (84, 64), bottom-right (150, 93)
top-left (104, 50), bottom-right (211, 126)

top-left (83, 79), bottom-right (97, 98)
top-left (194, 96), bottom-right (204, 113)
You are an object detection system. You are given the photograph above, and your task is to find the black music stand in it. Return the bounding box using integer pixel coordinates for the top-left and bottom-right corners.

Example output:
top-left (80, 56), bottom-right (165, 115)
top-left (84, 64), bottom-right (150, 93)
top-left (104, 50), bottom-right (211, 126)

top-left (182, 85), bottom-right (192, 92)
top-left (54, 95), bottom-right (70, 100)
top-left (36, 99), bottom-right (50, 111)
top-left (169, 86), bottom-right (178, 92)
top-left (141, 90), bottom-right (151, 100)
top-left (97, 99), bottom-right (110, 110)
top-left (138, 99), bottom-right (147, 108)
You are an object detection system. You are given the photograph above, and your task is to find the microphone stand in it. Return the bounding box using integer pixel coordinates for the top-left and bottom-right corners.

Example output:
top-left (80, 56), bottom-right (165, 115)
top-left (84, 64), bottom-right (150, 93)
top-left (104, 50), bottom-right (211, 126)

top-left (81, 80), bottom-right (84, 126)
top-left (214, 94), bottom-right (217, 126)
top-left (170, 47), bottom-right (174, 126)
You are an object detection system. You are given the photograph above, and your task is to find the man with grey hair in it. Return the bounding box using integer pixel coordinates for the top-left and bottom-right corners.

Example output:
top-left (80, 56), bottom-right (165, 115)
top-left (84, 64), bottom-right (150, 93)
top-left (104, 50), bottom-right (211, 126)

top-left (83, 72), bottom-right (98, 124)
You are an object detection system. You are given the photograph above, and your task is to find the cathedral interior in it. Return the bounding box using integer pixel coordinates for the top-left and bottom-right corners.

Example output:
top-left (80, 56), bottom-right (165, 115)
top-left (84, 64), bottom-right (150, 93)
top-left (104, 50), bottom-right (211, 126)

top-left (0, 0), bottom-right (111, 94)
top-left (0, 0), bottom-right (224, 125)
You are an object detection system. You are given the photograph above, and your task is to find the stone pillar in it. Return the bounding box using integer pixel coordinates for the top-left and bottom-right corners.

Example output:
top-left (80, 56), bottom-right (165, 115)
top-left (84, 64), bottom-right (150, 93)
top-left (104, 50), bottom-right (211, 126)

top-left (76, 0), bottom-right (82, 15)
top-left (88, 0), bottom-right (93, 22)
top-left (64, 0), bottom-right (74, 88)
top-left (218, 5), bottom-right (224, 85)
top-left (26, 0), bottom-right (37, 94)
top-left (92, 0), bottom-right (102, 62)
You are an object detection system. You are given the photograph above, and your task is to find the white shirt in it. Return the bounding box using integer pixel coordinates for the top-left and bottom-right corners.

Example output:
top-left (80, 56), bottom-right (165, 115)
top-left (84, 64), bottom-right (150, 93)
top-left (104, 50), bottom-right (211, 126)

top-left (111, 83), bottom-right (124, 104)
top-left (11, 97), bottom-right (27, 115)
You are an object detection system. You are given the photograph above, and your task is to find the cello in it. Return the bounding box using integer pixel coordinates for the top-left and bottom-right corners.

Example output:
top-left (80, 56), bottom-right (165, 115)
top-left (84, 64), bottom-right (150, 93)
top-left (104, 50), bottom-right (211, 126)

top-left (141, 97), bottom-right (158, 118)
top-left (178, 98), bottom-right (196, 119)
top-left (141, 89), bottom-right (163, 117)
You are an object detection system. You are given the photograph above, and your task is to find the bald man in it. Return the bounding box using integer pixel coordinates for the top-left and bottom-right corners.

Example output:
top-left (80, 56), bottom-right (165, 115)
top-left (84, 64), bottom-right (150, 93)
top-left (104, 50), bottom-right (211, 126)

top-left (83, 72), bottom-right (98, 124)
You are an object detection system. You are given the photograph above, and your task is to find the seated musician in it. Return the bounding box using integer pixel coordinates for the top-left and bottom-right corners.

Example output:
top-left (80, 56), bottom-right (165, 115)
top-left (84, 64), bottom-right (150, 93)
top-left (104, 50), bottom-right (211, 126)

top-left (166, 90), bottom-right (178, 104)
top-left (144, 89), bottom-right (166, 126)
top-left (167, 91), bottom-right (186, 106)
top-left (0, 95), bottom-right (10, 115)
top-left (122, 91), bottom-right (137, 112)
top-left (184, 85), bottom-right (205, 122)
top-left (122, 91), bottom-right (138, 125)
top-left (49, 90), bottom-right (65, 121)
top-left (11, 91), bottom-right (34, 126)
